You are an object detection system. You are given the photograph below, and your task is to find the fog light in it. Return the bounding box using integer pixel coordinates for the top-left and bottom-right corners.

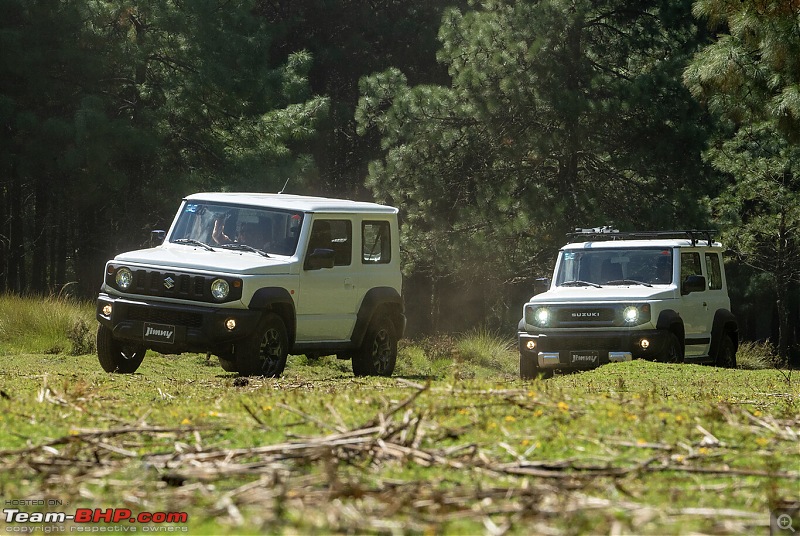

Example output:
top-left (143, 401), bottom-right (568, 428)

top-left (640, 338), bottom-right (650, 350)
top-left (526, 340), bottom-right (536, 351)
top-left (102, 304), bottom-right (112, 316)
top-left (225, 318), bottom-right (236, 331)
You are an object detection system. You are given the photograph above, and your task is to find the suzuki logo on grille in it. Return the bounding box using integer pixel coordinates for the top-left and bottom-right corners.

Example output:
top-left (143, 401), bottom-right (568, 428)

top-left (164, 276), bottom-right (175, 289)
top-left (572, 312), bottom-right (600, 318)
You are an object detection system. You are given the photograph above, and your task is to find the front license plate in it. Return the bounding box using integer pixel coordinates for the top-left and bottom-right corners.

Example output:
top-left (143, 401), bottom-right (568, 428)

top-left (143, 322), bottom-right (176, 344)
top-left (571, 350), bottom-right (599, 365)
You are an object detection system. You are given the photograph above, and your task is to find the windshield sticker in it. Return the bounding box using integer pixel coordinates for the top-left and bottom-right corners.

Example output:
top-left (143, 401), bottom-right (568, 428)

top-left (185, 204), bottom-right (199, 213)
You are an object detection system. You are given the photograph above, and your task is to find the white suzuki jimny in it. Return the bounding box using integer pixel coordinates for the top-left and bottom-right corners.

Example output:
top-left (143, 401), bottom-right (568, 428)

top-left (96, 193), bottom-right (405, 378)
top-left (518, 228), bottom-right (738, 378)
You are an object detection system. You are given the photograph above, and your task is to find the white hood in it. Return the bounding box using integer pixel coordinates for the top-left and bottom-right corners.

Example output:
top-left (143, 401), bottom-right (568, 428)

top-left (112, 244), bottom-right (295, 275)
top-left (528, 284), bottom-right (678, 304)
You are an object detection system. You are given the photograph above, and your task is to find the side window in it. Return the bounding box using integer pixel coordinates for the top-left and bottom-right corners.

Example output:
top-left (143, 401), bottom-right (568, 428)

top-left (705, 253), bottom-right (722, 290)
top-left (362, 221), bottom-right (391, 264)
top-left (307, 219), bottom-right (352, 266)
top-left (680, 252), bottom-right (703, 281)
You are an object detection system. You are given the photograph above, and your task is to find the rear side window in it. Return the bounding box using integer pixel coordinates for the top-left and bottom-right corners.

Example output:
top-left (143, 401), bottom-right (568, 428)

top-left (705, 252), bottom-right (723, 290)
top-left (680, 252), bottom-right (703, 280)
top-left (307, 219), bottom-right (352, 266)
top-left (362, 221), bottom-right (391, 264)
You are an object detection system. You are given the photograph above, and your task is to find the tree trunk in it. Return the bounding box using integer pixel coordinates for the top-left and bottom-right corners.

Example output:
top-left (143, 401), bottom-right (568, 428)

top-left (8, 162), bottom-right (25, 293)
top-left (31, 175), bottom-right (48, 292)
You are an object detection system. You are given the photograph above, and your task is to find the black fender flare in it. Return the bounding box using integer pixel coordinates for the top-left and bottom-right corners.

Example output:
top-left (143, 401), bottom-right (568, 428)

top-left (351, 287), bottom-right (405, 347)
top-left (709, 309), bottom-right (738, 360)
top-left (248, 287), bottom-right (296, 346)
top-left (656, 309), bottom-right (685, 353)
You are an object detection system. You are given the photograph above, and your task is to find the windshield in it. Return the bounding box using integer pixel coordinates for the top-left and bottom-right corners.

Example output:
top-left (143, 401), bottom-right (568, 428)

top-left (555, 247), bottom-right (673, 286)
top-left (169, 201), bottom-right (303, 256)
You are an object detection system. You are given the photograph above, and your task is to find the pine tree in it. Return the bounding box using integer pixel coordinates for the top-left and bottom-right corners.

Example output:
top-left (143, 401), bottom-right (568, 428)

top-left (684, 0), bottom-right (800, 357)
top-left (358, 0), bottom-right (711, 328)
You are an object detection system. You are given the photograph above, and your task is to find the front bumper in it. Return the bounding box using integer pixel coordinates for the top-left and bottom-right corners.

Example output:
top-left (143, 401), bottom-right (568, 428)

top-left (96, 293), bottom-right (261, 354)
top-left (518, 329), bottom-right (669, 370)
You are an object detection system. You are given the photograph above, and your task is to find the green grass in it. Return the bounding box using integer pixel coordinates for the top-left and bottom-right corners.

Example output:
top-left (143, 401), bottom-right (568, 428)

top-left (0, 298), bottom-right (798, 534)
top-left (0, 294), bottom-right (96, 355)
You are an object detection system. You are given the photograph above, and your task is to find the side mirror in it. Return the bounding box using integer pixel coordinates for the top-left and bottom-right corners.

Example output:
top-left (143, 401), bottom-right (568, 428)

top-left (681, 274), bottom-right (706, 295)
top-left (304, 248), bottom-right (335, 270)
top-left (533, 277), bottom-right (551, 296)
top-left (151, 230), bottom-right (166, 245)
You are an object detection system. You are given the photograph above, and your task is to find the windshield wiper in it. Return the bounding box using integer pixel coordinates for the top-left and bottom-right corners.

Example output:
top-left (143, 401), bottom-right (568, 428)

top-left (174, 238), bottom-right (215, 252)
top-left (560, 280), bottom-right (602, 288)
top-left (219, 243), bottom-right (270, 257)
top-left (605, 279), bottom-right (653, 287)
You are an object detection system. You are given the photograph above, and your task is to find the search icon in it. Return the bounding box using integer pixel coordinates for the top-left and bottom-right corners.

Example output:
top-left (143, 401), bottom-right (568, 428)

top-left (778, 514), bottom-right (796, 533)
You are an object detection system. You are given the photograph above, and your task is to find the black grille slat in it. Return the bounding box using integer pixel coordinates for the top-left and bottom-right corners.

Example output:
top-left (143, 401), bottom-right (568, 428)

top-left (134, 270), bottom-right (147, 291)
top-left (194, 277), bottom-right (205, 297)
top-left (178, 275), bottom-right (190, 294)
top-left (149, 271), bottom-right (160, 292)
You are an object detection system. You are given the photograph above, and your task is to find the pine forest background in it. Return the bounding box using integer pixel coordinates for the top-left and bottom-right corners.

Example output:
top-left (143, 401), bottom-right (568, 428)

top-left (1, 0), bottom-right (798, 362)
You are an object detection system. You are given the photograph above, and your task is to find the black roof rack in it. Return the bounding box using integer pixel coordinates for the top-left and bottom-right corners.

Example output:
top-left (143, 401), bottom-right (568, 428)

top-left (567, 227), bottom-right (718, 247)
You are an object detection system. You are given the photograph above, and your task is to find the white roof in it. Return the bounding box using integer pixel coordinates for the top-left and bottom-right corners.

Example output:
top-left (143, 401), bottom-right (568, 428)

top-left (184, 192), bottom-right (398, 214)
top-left (563, 239), bottom-right (724, 250)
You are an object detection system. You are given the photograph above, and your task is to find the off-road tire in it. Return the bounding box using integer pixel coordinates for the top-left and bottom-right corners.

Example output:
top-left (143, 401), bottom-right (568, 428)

top-left (234, 312), bottom-right (289, 377)
top-left (353, 313), bottom-right (397, 377)
top-left (658, 332), bottom-right (684, 364)
top-left (519, 352), bottom-right (552, 380)
top-left (715, 332), bottom-right (737, 368)
top-left (96, 324), bottom-right (146, 373)
top-left (217, 354), bottom-right (237, 372)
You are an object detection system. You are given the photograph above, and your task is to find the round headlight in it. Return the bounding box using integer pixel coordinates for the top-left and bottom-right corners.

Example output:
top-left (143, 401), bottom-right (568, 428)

top-left (623, 306), bottom-right (639, 323)
top-left (534, 307), bottom-right (551, 326)
top-left (210, 278), bottom-right (230, 300)
top-left (115, 267), bottom-right (133, 290)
